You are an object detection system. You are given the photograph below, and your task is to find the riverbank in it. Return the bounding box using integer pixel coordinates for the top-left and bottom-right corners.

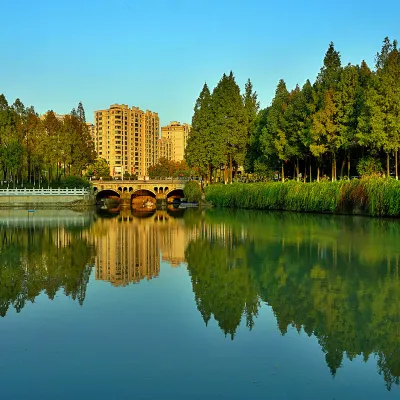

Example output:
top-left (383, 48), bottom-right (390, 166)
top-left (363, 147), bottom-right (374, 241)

top-left (205, 178), bottom-right (400, 217)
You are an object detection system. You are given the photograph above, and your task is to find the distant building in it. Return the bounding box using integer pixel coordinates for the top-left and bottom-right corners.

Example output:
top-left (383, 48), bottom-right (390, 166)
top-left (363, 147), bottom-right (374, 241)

top-left (160, 121), bottom-right (191, 162)
top-left (40, 112), bottom-right (67, 121)
top-left (86, 122), bottom-right (95, 139)
top-left (157, 137), bottom-right (173, 162)
top-left (93, 104), bottom-right (160, 178)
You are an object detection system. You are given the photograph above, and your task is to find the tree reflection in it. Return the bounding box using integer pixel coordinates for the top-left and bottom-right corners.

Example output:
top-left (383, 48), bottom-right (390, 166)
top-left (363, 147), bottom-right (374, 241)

top-left (0, 224), bottom-right (94, 317)
top-left (185, 209), bottom-right (400, 390)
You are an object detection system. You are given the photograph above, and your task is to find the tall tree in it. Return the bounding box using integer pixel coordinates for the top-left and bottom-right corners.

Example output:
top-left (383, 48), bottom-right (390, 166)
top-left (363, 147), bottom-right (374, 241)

top-left (243, 79), bottom-right (260, 172)
top-left (77, 101), bottom-right (86, 123)
top-left (211, 72), bottom-right (247, 183)
top-left (185, 83), bottom-right (221, 182)
top-left (311, 89), bottom-right (340, 180)
top-left (315, 41), bottom-right (342, 95)
top-left (260, 79), bottom-right (290, 181)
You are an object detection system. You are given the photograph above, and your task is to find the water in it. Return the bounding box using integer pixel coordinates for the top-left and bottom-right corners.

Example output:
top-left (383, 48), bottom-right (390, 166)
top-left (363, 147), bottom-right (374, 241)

top-left (1, 208), bottom-right (399, 399)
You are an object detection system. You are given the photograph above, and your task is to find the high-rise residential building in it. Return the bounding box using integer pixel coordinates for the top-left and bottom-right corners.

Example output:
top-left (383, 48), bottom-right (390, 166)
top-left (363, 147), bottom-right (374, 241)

top-left (157, 137), bottom-right (172, 162)
top-left (160, 121), bottom-right (191, 162)
top-left (86, 123), bottom-right (95, 139)
top-left (93, 104), bottom-right (160, 178)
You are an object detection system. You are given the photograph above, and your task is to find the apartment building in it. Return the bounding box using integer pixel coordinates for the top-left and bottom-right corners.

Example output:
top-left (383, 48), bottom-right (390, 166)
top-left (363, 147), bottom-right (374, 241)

top-left (160, 121), bottom-right (191, 162)
top-left (157, 137), bottom-right (173, 162)
top-left (93, 104), bottom-right (160, 178)
top-left (86, 123), bottom-right (95, 139)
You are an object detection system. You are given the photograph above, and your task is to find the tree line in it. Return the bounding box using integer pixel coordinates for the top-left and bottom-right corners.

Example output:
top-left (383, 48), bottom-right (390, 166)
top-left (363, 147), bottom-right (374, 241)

top-left (0, 95), bottom-right (95, 185)
top-left (185, 37), bottom-right (400, 182)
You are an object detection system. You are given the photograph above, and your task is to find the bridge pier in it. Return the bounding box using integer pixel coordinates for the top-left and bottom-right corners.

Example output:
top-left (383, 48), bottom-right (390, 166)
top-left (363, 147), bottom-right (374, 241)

top-left (119, 193), bottom-right (131, 207)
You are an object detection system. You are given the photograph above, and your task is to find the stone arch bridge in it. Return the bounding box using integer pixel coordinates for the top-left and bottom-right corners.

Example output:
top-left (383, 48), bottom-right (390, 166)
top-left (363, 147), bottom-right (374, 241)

top-left (93, 179), bottom-right (186, 207)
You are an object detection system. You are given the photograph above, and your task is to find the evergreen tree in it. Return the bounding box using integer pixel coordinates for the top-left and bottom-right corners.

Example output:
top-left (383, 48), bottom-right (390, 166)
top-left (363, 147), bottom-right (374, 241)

top-left (315, 41), bottom-right (342, 95)
top-left (260, 79), bottom-right (290, 181)
top-left (211, 72), bottom-right (247, 183)
top-left (243, 79), bottom-right (260, 172)
top-left (334, 64), bottom-right (361, 178)
top-left (77, 101), bottom-right (86, 123)
top-left (185, 83), bottom-right (220, 181)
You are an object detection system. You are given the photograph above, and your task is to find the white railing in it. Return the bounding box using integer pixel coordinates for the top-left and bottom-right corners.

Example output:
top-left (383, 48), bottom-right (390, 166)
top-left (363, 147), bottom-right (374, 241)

top-left (0, 188), bottom-right (90, 196)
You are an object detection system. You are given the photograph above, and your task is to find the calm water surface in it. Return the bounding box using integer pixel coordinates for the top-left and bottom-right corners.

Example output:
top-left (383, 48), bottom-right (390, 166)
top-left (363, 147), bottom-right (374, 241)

top-left (1, 207), bottom-right (400, 399)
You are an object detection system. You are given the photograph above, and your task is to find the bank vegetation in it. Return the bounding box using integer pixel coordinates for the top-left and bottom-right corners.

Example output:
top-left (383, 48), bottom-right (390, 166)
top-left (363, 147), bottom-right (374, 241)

top-left (205, 178), bottom-right (400, 217)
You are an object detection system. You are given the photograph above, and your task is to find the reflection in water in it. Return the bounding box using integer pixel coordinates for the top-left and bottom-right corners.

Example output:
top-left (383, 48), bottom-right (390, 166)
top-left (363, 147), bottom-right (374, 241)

top-left (1, 207), bottom-right (400, 391)
top-left (185, 210), bottom-right (400, 391)
top-left (91, 209), bottom-right (188, 286)
top-left (0, 209), bottom-right (95, 317)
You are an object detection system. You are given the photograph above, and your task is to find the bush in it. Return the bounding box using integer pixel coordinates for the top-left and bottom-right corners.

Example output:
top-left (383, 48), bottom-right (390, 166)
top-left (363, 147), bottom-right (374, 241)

top-left (205, 178), bottom-right (400, 217)
top-left (184, 181), bottom-right (202, 203)
top-left (357, 157), bottom-right (383, 177)
top-left (59, 176), bottom-right (91, 189)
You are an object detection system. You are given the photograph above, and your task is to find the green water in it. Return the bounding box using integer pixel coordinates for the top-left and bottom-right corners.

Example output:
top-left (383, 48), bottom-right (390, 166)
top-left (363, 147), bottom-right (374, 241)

top-left (0, 208), bottom-right (399, 399)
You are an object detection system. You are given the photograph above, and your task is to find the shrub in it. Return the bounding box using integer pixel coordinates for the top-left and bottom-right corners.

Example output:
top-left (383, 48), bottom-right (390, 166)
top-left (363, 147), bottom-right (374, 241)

top-left (357, 157), bottom-right (383, 177)
top-left (59, 176), bottom-right (91, 189)
top-left (184, 181), bottom-right (202, 203)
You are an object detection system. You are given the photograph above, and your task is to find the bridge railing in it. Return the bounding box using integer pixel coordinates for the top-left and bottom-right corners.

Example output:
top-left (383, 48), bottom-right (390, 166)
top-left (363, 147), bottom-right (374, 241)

top-left (0, 188), bottom-right (90, 196)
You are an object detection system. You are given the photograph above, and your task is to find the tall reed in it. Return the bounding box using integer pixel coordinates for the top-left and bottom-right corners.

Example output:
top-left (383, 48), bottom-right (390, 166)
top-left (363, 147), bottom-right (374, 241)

top-left (205, 178), bottom-right (400, 217)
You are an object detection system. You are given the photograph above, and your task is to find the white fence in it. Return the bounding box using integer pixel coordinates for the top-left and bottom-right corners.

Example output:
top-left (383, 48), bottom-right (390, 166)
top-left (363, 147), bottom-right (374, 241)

top-left (0, 188), bottom-right (90, 196)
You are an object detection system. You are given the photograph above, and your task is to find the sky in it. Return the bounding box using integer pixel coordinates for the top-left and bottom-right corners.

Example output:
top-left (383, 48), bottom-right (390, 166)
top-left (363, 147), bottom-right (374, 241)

top-left (1, 0), bottom-right (400, 126)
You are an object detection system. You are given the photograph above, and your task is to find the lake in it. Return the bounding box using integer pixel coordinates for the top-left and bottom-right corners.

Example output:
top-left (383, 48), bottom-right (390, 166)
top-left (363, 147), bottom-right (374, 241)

top-left (0, 207), bottom-right (399, 399)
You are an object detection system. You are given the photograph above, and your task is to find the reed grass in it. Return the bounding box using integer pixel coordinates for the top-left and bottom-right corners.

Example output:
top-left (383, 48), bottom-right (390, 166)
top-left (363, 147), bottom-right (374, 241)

top-left (205, 177), bottom-right (400, 217)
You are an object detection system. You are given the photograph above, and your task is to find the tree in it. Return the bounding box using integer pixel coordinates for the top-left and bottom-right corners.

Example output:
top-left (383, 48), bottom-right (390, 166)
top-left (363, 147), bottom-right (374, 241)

top-left (211, 72), bottom-right (247, 183)
top-left (77, 101), bottom-right (86, 123)
top-left (260, 79), bottom-right (290, 181)
top-left (373, 38), bottom-right (400, 178)
top-left (185, 83), bottom-right (220, 181)
top-left (243, 79), bottom-right (260, 171)
top-left (315, 41), bottom-right (342, 96)
top-left (86, 158), bottom-right (110, 178)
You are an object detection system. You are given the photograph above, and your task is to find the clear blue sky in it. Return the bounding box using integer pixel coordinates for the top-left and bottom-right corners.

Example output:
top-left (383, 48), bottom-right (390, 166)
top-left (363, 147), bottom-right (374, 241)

top-left (1, 0), bottom-right (399, 126)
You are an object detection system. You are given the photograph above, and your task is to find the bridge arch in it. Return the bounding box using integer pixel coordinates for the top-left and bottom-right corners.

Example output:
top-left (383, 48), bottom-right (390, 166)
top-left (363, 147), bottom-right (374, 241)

top-left (96, 189), bottom-right (121, 202)
top-left (131, 189), bottom-right (156, 210)
top-left (166, 189), bottom-right (184, 203)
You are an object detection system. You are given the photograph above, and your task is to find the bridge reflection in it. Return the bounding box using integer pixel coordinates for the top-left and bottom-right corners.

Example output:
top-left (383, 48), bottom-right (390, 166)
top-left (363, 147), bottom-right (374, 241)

top-left (91, 209), bottom-right (189, 286)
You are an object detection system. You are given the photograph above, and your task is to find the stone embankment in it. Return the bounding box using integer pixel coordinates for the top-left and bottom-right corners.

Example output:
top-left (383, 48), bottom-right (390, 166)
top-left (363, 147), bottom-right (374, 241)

top-left (0, 188), bottom-right (95, 208)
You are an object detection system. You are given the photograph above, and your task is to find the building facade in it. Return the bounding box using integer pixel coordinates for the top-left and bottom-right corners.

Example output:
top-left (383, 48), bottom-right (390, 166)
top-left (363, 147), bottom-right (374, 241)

top-left (160, 121), bottom-right (191, 162)
top-left (93, 104), bottom-right (160, 178)
top-left (157, 137), bottom-right (172, 162)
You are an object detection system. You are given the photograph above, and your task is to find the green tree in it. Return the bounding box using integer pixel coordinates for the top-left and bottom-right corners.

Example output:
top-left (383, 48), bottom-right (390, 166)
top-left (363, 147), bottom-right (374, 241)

top-left (260, 79), bottom-right (290, 181)
top-left (86, 158), bottom-right (110, 178)
top-left (211, 72), bottom-right (247, 183)
top-left (77, 101), bottom-right (86, 123)
top-left (185, 83), bottom-right (216, 181)
top-left (311, 88), bottom-right (340, 181)
top-left (243, 79), bottom-right (260, 171)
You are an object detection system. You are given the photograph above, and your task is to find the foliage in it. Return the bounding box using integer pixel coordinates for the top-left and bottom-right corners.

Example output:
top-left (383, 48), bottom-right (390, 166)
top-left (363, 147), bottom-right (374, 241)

top-left (187, 38), bottom-right (400, 183)
top-left (0, 96), bottom-right (95, 185)
top-left (86, 158), bottom-right (110, 178)
top-left (183, 181), bottom-right (202, 203)
top-left (148, 158), bottom-right (191, 179)
top-left (205, 178), bottom-right (400, 217)
top-left (58, 176), bottom-right (91, 189)
top-left (357, 156), bottom-right (383, 177)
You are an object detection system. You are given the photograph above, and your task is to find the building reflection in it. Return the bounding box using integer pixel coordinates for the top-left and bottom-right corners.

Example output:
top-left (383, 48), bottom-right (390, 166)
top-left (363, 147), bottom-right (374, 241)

top-left (91, 209), bottom-right (189, 286)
